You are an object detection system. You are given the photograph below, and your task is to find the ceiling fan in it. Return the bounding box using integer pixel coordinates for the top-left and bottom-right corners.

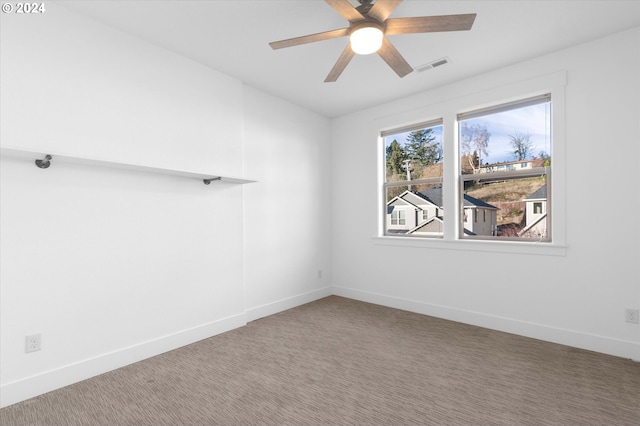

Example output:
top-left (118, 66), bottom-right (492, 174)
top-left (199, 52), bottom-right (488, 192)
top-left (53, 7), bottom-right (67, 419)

top-left (269, 0), bottom-right (476, 82)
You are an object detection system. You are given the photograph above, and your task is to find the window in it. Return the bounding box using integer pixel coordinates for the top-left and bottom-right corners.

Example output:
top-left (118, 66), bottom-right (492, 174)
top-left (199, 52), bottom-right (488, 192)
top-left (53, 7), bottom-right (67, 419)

top-left (533, 202), bottom-right (543, 214)
top-left (383, 120), bottom-right (444, 237)
top-left (376, 71), bottom-right (565, 254)
top-left (458, 94), bottom-right (551, 241)
top-left (390, 209), bottom-right (406, 225)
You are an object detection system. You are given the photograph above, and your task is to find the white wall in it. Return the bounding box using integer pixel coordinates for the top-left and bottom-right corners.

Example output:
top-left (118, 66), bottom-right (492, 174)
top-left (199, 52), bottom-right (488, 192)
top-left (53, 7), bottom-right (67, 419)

top-left (331, 27), bottom-right (640, 361)
top-left (2, 0), bottom-right (637, 411)
top-left (0, 6), bottom-right (242, 176)
top-left (243, 87), bottom-right (332, 320)
top-left (0, 5), bottom-right (331, 407)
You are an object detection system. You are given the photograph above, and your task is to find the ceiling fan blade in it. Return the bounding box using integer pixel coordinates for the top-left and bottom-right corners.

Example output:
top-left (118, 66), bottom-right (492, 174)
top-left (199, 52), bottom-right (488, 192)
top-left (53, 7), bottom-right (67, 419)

top-left (325, 44), bottom-right (356, 82)
top-left (325, 0), bottom-right (365, 23)
top-left (385, 14), bottom-right (477, 35)
top-left (269, 28), bottom-right (349, 50)
top-left (367, 0), bottom-right (403, 22)
top-left (377, 36), bottom-right (413, 78)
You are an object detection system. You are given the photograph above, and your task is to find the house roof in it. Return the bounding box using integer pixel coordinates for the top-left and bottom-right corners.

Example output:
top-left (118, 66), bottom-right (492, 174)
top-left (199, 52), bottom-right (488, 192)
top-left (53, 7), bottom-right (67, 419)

top-left (463, 193), bottom-right (498, 209)
top-left (416, 187), bottom-right (498, 210)
top-left (387, 187), bottom-right (498, 210)
top-left (407, 216), bottom-right (443, 234)
top-left (402, 191), bottom-right (436, 208)
top-left (525, 185), bottom-right (547, 200)
top-left (387, 196), bottom-right (420, 210)
top-left (415, 187), bottom-right (443, 207)
top-left (387, 189), bottom-right (437, 210)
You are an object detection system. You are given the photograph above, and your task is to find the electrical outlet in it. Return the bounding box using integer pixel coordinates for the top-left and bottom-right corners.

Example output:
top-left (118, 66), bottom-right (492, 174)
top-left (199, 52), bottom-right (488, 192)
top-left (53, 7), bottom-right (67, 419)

top-left (625, 309), bottom-right (639, 324)
top-left (25, 334), bottom-right (41, 353)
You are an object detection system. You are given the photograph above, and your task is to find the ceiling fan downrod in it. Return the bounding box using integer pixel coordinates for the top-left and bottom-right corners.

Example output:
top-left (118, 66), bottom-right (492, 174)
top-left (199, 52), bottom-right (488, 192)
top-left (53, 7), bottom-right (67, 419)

top-left (356, 0), bottom-right (374, 15)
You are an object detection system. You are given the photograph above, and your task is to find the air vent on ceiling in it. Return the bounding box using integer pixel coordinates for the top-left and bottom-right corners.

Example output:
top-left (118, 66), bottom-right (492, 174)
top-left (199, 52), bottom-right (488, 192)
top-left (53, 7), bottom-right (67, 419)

top-left (415, 57), bottom-right (450, 72)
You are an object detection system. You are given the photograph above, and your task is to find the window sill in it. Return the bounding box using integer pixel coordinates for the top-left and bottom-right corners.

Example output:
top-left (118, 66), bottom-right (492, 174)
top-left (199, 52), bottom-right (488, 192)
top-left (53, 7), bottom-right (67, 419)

top-left (372, 236), bottom-right (567, 257)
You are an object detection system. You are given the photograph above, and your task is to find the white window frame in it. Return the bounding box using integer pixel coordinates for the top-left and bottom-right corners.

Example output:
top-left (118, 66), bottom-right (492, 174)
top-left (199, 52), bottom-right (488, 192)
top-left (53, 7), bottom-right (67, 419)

top-left (382, 119), bottom-right (444, 238)
top-left (374, 71), bottom-right (567, 256)
top-left (534, 202), bottom-right (543, 214)
top-left (458, 93), bottom-right (551, 242)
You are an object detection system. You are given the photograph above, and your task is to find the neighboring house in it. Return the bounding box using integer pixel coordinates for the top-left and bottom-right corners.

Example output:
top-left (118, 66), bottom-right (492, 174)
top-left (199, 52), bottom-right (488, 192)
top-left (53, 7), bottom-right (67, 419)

top-left (478, 159), bottom-right (543, 174)
top-left (386, 190), bottom-right (442, 236)
top-left (386, 187), bottom-right (498, 236)
top-left (519, 185), bottom-right (547, 238)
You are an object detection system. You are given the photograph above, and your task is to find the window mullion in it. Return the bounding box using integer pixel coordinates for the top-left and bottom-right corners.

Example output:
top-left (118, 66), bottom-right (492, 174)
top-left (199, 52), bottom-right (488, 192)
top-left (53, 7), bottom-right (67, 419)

top-left (442, 112), bottom-right (458, 241)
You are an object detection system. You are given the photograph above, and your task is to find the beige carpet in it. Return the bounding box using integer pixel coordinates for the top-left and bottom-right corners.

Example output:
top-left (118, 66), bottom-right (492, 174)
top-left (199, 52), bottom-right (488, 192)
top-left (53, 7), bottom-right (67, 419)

top-left (1, 296), bottom-right (639, 425)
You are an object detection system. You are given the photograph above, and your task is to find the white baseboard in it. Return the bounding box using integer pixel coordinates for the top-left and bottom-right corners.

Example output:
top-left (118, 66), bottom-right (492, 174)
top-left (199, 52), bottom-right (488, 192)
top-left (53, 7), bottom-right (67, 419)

top-left (1, 287), bottom-right (334, 409)
top-left (245, 286), bottom-right (333, 323)
top-left (4, 286), bottom-right (636, 409)
top-left (332, 286), bottom-right (640, 362)
top-left (0, 313), bottom-right (247, 409)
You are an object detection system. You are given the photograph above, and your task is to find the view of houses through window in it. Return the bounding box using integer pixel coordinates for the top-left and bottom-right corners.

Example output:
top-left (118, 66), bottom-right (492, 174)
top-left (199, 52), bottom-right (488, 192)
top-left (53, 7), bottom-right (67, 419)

top-left (383, 94), bottom-right (552, 242)
top-left (384, 120), bottom-right (445, 237)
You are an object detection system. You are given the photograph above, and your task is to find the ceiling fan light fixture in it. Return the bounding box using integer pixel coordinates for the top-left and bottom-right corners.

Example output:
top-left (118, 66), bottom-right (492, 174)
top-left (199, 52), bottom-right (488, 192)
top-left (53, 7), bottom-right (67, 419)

top-left (269, 0), bottom-right (477, 82)
top-left (349, 22), bottom-right (383, 55)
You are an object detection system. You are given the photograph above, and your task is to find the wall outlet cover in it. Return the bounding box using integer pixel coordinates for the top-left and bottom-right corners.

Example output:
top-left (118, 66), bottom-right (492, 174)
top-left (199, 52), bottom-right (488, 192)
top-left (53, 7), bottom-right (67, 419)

top-left (625, 309), bottom-right (639, 324)
top-left (25, 334), bottom-right (41, 353)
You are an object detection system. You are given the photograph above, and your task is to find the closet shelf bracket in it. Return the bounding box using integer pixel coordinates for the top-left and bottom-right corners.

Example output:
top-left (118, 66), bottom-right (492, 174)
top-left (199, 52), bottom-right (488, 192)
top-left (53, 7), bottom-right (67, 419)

top-left (35, 154), bottom-right (52, 169)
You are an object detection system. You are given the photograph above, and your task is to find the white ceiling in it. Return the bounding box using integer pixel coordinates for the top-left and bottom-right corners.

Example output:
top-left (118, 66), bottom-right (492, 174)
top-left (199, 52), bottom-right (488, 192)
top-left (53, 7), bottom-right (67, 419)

top-left (60, 0), bottom-right (640, 118)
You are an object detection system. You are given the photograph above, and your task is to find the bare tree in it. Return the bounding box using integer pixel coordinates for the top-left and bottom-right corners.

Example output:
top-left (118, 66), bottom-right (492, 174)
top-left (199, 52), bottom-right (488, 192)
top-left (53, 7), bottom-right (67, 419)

top-left (537, 150), bottom-right (551, 166)
top-left (460, 151), bottom-right (479, 174)
top-left (509, 132), bottom-right (533, 160)
top-left (460, 122), bottom-right (490, 173)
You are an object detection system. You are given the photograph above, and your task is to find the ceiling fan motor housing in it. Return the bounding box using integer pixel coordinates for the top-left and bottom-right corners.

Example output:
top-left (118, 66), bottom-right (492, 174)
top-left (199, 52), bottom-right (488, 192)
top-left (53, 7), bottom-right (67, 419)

top-left (350, 19), bottom-right (384, 34)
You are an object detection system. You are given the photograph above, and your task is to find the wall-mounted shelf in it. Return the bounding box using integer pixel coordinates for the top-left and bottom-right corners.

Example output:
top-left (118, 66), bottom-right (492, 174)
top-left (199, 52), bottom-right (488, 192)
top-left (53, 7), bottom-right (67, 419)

top-left (0, 146), bottom-right (256, 185)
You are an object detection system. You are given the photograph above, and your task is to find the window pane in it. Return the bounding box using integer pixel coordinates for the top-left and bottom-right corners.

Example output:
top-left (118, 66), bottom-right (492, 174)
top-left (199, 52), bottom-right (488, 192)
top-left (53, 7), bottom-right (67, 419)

top-left (462, 175), bottom-right (548, 240)
top-left (384, 123), bottom-right (443, 183)
top-left (385, 183), bottom-right (444, 237)
top-left (459, 99), bottom-right (551, 175)
top-left (458, 96), bottom-right (551, 242)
